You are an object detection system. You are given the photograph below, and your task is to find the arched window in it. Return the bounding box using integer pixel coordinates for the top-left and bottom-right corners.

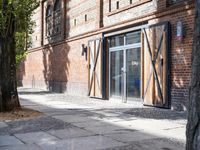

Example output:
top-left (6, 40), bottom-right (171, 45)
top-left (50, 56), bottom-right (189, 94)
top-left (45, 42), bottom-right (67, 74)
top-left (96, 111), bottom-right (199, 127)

top-left (53, 0), bottom-right (61, 35)
top-left (54, 0), bottom-right (61, 11)
top-left (46, 5), bottom-right (52, 17)
top-left (46, 5), bottom-right (53, 36)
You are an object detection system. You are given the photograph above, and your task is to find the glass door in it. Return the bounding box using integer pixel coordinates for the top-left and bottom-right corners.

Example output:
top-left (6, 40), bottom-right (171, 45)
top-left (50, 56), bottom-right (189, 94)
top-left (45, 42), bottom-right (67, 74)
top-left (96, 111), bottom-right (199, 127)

top-left (109, 48), bottom-right (141, 101)
top-left (126, 48), bottom-right (141, 100)
top-left (110, 50), bottom-right (124, 99)
top-left (109, 30), bottom-right (141, 102)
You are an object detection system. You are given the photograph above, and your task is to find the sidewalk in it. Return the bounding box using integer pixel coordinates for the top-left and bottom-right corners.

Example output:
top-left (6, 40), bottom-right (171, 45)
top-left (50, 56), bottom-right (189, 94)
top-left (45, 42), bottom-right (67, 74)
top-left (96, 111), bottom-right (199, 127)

top-left (0, 88), bottom-right (187, 150)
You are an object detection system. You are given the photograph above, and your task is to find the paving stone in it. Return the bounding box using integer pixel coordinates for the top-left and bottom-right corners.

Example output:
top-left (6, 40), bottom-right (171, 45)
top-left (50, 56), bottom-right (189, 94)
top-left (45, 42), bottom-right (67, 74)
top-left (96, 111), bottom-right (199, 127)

top-left (16, 88), bottom-right (188, 149)
top-left (38, 135), bottom-right (127, 150)
top-left (95, 116), bottom-right (137, 123)
top-left (47, 127), bottom-right (95, 139)
top-left (48, 110), bottom-right (94, 117)
top-left (163, 126), bottom-right (186, 141)
top-left (0, 116), bottom-right (71, 135)
top-left (113, 119), bottom-right (186, 141)
top-left (83, 125), bottom-right (129, 135)
top-left (73, 120), bottom-right (112, 128)
top-left (0, 135), bottom-right (23, 146)
top-left (52, 115), bottom-right (94, 123)
top-left (0, 122), bottom-right (8, 128)
top-left (106, 138), bottom-right (185, 150)
top-left (104, 131), bottom-right (157, 143)
top-left (15, 131), bottom-right (59, 144)
top-left (0, 144), bottom-right (42, 150)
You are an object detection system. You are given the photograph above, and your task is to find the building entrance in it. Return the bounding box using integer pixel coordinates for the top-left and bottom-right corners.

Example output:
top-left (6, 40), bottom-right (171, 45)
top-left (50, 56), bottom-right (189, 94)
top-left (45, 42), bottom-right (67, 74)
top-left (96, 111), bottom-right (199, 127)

top-left (109, 31), bottom-right (141, 102)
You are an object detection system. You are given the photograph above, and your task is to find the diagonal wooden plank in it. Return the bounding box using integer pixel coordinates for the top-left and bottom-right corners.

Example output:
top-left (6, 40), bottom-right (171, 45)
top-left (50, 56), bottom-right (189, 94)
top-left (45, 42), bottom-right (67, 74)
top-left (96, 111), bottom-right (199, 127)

top-left (143, 28), bottom-right (153, 99)
top-left (94, 40), bottom-right (101, 91)
top-left (154, 26), bottom-right (166, 61)
top-left (143, 67), bottom-right (153, 99)
top-left (88, 39), bottom-right (101, 96)
top-left (143, 29), bottom-right (153, 58)
top-left (88, 42), bottom-right (95, 95)
top-left (143, 28), bottom-right (164, 102)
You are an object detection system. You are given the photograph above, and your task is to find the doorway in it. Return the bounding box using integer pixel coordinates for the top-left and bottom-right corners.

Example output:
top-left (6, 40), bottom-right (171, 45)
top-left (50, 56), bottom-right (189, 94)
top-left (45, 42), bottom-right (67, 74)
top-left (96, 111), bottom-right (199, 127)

top-left (109, 31), bottom-right (141, 102)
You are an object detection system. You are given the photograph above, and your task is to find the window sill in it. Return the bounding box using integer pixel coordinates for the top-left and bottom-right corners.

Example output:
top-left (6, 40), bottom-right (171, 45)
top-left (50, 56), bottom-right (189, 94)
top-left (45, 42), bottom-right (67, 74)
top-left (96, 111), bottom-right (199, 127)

top-left (107, 0), bottom-right (152, 17)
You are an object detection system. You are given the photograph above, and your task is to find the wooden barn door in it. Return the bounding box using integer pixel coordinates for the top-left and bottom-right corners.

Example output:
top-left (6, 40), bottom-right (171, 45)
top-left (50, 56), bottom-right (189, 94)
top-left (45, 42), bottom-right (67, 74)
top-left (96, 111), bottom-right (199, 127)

top-left (141, 22), bottom-right (170, 108)
top-left (88, 39), bottom-right (103, 98)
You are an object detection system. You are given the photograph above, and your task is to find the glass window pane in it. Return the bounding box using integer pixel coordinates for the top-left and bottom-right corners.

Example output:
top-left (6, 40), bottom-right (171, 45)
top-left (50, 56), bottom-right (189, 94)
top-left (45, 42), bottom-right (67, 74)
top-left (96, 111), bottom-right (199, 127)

top-left (168, 0), bottom-right (188, 5)
top-left (126, 31), bottom-right (141, 45)
top-left (109, 34), bottom-right (124, 48)
top-left (110, 50), bottom-right (124, 97)
top-left (126, 48), bottom-right (141, 98)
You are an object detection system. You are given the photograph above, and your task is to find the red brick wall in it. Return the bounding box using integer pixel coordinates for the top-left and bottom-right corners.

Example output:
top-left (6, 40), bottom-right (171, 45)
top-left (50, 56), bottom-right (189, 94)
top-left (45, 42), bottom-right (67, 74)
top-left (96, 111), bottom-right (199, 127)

top-left (21, 0), bottom-right (194, 110)
top-left (21, 33), bottom-right (101, 95)
top-left (167, 9), bottom-right (194, 110)
top-left (148, 5), bottom-right (194, 111)
top-left (31, 3), bottom-right (42, 49)
top-left (66, 0), bottom-right (99, 37)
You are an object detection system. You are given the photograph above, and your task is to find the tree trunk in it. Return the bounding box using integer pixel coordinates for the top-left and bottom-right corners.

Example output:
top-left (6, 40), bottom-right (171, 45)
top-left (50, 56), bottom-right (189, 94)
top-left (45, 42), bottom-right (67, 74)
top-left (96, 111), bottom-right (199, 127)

top-left (186, 1), bottom-right (200, 150)
top-left (0, 36), bottom-right (20, 112)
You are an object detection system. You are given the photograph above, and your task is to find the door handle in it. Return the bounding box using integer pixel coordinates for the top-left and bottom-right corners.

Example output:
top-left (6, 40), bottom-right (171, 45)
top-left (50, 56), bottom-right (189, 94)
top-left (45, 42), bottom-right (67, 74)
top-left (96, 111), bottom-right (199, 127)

top-left (121, 68), bottom-right (126, 73)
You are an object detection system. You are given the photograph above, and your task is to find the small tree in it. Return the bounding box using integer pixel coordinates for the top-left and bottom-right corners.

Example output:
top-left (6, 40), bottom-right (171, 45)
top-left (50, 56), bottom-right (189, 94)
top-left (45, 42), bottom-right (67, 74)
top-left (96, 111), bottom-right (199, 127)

top-left (0, 0), bottom-right (38, 112)
top-left (186, 1), bottom-right (200, 150)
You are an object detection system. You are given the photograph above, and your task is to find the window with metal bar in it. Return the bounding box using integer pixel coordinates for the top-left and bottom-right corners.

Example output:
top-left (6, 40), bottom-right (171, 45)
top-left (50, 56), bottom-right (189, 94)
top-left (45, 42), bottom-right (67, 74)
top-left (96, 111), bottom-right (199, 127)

top-left (53, 0), bottom-right (61, 35)
top-left (46, 5), bottom-right (53, 36)
top-left (109, 0), bottom-right (111, 12)
top-left (168, 0), bottom-right (191, 5)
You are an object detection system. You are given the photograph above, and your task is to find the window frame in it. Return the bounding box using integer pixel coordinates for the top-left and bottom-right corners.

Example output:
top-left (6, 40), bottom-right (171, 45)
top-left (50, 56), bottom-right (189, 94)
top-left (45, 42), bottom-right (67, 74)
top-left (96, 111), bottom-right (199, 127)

top-left (46, 5), bottom-right (53, 37)
top-left (53, 0), bottom-right (61, 35)
top-left (167, 0), bottom-right (192, 6)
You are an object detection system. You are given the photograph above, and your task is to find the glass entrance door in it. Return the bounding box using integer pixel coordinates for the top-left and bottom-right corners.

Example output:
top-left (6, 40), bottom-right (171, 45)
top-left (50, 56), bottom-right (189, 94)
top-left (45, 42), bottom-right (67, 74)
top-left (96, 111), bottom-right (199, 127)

top-left (109, 48), bottom-right (141, 101)
top-left (110, 50), bottom-right (124, 99)
top-left (126, 48), bottom-right (141, 100)
top-left (109, 30), bottom-right (141, 102)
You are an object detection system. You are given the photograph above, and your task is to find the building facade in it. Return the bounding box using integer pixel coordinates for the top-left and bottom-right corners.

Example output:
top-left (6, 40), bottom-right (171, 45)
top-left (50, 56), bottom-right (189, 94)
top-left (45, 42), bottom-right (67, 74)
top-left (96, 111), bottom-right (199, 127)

top-left (18, 0), bottom-right (195, 111)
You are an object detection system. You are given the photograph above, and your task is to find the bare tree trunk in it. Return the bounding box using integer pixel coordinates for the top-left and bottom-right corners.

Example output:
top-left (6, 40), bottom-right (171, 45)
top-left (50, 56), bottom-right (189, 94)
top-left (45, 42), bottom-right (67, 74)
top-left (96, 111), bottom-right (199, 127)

top-left (186, 1), bottom-right (200, 150)
top-left (0, 38), bottom-right (2, 110)
top-left (0, 0), bottom-right (21, 112)
top-left (0, 36), bottom-right (20, 112)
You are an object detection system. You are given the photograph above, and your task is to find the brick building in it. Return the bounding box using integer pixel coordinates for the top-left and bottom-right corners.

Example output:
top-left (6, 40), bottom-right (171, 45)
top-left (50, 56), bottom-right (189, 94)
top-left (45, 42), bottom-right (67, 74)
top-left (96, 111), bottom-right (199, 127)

top-left (18, 0), bottom-right (195, 111)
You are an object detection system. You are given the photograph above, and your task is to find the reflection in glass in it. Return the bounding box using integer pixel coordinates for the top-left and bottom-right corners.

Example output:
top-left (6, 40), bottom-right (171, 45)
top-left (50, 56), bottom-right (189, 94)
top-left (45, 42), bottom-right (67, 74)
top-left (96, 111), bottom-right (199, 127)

top-left (109, 30), bottom-right (141, 101)
top-left (126, 48), bottom-right (141, 99)
top-left (109, 34), bottom-right (124, 48)
top-left (126, 31), bottom-right (141, 45)
top-left (110, 50), bottom-right (124, 97)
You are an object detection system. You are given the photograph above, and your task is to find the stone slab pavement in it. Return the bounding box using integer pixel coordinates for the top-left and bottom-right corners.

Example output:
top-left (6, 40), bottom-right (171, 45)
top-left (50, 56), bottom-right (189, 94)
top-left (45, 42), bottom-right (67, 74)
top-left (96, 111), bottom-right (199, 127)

top-left (0, 88), bottom-right (187, 150)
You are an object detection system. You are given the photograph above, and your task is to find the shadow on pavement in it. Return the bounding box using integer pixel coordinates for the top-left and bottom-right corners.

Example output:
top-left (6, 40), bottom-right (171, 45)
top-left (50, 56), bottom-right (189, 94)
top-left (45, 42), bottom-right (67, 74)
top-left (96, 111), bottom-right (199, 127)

top-left (0, 90), bottom-right (186, 150)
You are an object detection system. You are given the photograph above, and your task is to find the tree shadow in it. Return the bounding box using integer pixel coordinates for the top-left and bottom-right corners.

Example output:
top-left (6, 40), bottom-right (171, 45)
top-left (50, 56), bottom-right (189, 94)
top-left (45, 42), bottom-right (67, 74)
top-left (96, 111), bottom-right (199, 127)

top-left (42, 0), bottom-right (71, 93)
top-left (19, 88), bottom-right (187, 121)
top-left (11, 92), bottom-right (186, 150)
top-left (43, 44), bottom-right (70, 93)
top-left (18, 91), bottom-right (52, 95)
top-left (0, 94), bottom-right (186, 150)
top-left (17, 60), bottom-right (26, 87)
top-left (17, 0), bottom-right (194, 111)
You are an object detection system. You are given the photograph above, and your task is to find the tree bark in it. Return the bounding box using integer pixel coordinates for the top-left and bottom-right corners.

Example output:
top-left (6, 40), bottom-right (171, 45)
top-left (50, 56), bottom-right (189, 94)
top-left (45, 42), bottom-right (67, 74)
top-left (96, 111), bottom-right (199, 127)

top-left (0, 36), bottom-right (20, 112)
top-left (0, 0), bottom-right (21, 112)
top-left (186, 1), bottom-right (200, 150)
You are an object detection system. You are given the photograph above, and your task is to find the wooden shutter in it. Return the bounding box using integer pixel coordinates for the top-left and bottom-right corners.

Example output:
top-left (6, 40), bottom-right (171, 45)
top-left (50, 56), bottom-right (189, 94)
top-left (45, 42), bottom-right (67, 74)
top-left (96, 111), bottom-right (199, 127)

top-left (142, 22), bottom-right (170, 108)
top-left (88, 39), bottom-right (102, 98)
